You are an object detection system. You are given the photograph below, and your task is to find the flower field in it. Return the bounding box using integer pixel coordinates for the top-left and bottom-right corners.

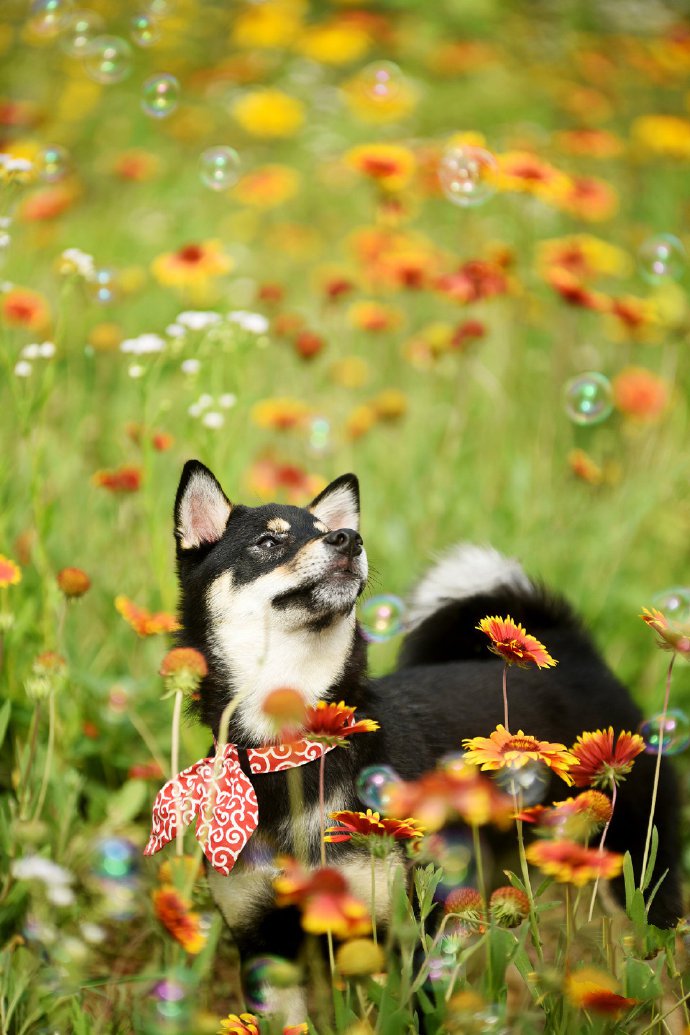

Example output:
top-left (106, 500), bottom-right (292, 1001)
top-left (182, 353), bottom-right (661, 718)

top-left (2, 0), bottom-right (690, 1031)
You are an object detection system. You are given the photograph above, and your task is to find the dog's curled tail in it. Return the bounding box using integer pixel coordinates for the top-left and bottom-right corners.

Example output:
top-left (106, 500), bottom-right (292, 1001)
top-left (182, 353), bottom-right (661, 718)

top-left (398, 543), bottom-right (582, 669)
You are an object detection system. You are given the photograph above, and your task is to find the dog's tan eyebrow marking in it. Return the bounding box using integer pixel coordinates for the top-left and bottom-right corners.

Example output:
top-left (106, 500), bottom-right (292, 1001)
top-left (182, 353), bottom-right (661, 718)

top-left (313, 520), bottom-right (328, 534)
top-left (267, 518), bottom-right (291, 533)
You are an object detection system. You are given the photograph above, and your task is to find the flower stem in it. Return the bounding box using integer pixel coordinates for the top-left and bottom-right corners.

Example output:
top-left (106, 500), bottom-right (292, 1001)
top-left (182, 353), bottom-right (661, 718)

top-left (171, 689), bottom-right (184, 856)
top-left (370, 850), bottom-right (378, 946)
top-left (588, 780), bottom-right (617, 922)
top-left (502, 662), bottom-right (510, 732)
top-left (319, 752), bottom-right (326, 867)
top-left (640, 653), bottom-right (675, 890)
top-left (32, 692), bottom-right (55, 821)
top-left (516, 816), bottom-right (543, 963)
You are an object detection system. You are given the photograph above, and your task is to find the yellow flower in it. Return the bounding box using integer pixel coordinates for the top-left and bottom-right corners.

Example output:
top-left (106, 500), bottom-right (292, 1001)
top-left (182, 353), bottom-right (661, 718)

top-left (632, 115), bottom-right (690, 158)
top-left (345, 143), bottom-right (416, 192)
top-left (252, 397), bottom-right (311, 431)
top-left (151, 240), bottom-right (233, 289)
top-left (342, 68), bottom-right (417, 124)
top-left (232, 89), bottom-right (305, 138)
top-left (536, 235), bottom-right (632, 281)
top-left (463, 725), bottom-right (577, 785)
top-left (296, 20), bottom-right (370, 65)
top-left (231, 0), bottom-right (305, 49)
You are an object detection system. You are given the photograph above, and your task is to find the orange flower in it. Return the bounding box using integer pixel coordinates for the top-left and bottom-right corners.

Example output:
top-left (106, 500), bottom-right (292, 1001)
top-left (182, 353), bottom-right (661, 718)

top-left (570, 728), bottom-right (646, 789)
top-left (246, 456), bottom-right (325, 503)
top-left (115, 596), bottom-right (180, 637)
top-left (526, 838), bottom-right (624, 886)
top-left (557, 176), bottom-right (619, 222)
top-left (151, 240), bottom-right (233, 289)
top-left (554, 128), bottom-right (623, 159)
top-left (304, 701), bottom-right (379, 747)
top-left (568, 449), bottom-right (604, 486)
top-left (434, 260), bottom-right (509, 305)
top-left (217, 1012), bottom-right (261, 1035)
top-left (262, 687), bottom-right (307, 736)
top-left (56, 567), bottom-right (91, 598)
top-left (489, 886), bottom-right (530, 928)
top-left (92, 466), bottom-right (142, 493)
top-left (463, 725), bottom-right (577, 786)
top-left (1, 287), bottom-right (51, 332)
top-left (476, 615), bottom-right (557, 669)
top-left (152, 886), bottom-right (206, 954)
top-left (345, 144), bottom-right (416, 192)
top-left (234, 165), bottom-right (301, 208)
top-left (521, 790), bottom-right (612, 841)
top-left (325, 809), bottom-right (424, 843)
top-left (159, 647), bottom-right (207, 696)
top-left (385, 756), bottom-right (513, 831)
top-left (347, 300), bottom-right (402, 332)
top-left (113, 149), bottom-right (160, 181)
top-left (607, 296), bottom-right (658, 342)
top-left (274, 859), bottom-right (371, 938)
top-left (546, 268), bottom-right (609, 312)
top-left (0, 555), bottom-right (22, 587)
top-left (641, 608), bottom-right (690, 657)
top-left (20, 183), bottom-right (79, 222)
top-left (491, 151), bottom-right (571, 200)
top-left (128, 760), bottom-right (164, 780)
top-left (613, 367), bottom-right (669, 422)
top-left (251, 398), bottom-right (311, 431)
top-left (565, 968), bottom-right (637, 1015)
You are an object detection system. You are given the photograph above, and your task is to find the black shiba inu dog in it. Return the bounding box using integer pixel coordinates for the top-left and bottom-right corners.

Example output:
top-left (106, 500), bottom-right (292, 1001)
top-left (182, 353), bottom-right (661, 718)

top-left (172, 459), bottom-right (681, 1022)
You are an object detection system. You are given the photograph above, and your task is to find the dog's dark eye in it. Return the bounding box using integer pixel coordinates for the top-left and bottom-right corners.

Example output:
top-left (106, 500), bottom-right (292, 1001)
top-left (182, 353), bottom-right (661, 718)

top-left (255, 534), bottom-right (279, 549)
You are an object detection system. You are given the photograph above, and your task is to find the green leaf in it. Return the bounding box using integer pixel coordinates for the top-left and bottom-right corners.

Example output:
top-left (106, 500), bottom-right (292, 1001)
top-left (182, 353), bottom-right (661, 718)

top-left (0, 699), bottom-right (10, 749)
top-left (503, 870), bottom-right (527, 894)
top-left (628, 888), bottom-right (648, 934)
top-left (104, 779), bottom-right (148, 827)
top-left (622, 851), bottom-right (636, 910)
top-left (642, 826), bottom-right (659, 891)
top-left (645, 868), bottom-right (669, 917)
top-left (624, 958), bottom-right (662, 1002)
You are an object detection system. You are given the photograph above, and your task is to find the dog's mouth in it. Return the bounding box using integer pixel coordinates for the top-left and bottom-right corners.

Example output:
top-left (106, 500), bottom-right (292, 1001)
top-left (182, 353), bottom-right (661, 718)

top-left (272, 561), bottom-right (366, 616)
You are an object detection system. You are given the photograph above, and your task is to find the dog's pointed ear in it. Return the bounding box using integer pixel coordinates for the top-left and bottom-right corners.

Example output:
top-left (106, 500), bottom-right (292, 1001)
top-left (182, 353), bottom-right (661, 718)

top-left (308, 474), bottom-right (360, 531)
top-left (175, 460), bottom-right (232, 551)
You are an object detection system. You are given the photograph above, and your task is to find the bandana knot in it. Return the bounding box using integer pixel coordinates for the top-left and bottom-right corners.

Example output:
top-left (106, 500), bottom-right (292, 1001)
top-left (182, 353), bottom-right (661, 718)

top-left (144, 738), bottom-right (334, 875)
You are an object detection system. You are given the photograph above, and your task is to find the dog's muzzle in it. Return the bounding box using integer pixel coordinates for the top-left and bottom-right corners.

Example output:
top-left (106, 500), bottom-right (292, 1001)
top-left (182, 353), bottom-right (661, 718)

top-left (323, 528), bottom-right (363, 559)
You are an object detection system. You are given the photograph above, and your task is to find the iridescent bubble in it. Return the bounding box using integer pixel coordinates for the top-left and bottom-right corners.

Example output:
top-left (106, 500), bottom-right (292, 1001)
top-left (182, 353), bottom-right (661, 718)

top-left (60, 9), bottom-right (105, 56)
top-left (29, 0), bottom-right (73, 38)
top-left (84, 35), bottom-right (133, 85)
top-left (307, 416), bottom-right (331, 455)
top-left (493, 759), bottom-right (550, 806)
top-left (152, 978), bottom-right (188, 1021)
top-left (131, 12), bottom-right (159, 47)
top-left (356, 765), bottom-right (400, 812)
top-left (39, 144), bottom-right (70, 183)
top-left (651, 587), bottom-right (690, 630)
top-left (359, 61), bottom-right (405, 103)
top-left (141, 74), bottom-right (179, 119)
top-left (438, 145), bottom-right (498, 208)
top-left (92, 837), bottom-right (139, 880)
top-left (199, 146), bottom-right (241, 191)
top-left (359, 594), bottom-right (406, 643)
top-left (425, 830), bottom-right (474, 897)
top-left (88, 267), bottom-right (118, 305)
top-left (639, 710), bottom-right (690, 756)
top-left (244, 956), bottom-right (300, 1012)
top-left (563, 371), bottom-right (613, 426)
top-left (639, 234), bottom-right (686, 284)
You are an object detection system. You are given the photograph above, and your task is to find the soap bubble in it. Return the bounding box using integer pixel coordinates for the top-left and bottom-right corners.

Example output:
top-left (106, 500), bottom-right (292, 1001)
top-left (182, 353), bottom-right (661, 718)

top-left (131, 12), bottom-right (159, 47)
top-left (307, 416), bottom-right (331, 455)
top-left (563, 372), bottom-right (613, 426)
top-left (141, 74), bottom-right (179, 118)
top-left (425, 829), bottom-right (474, 896)
top-left (29, 0), bottom-right (72, 38)
top-left (359, 61), bottom-right (405, 103)
top-left (639, 234), bottom-right (686, 284)
top-left (92, 837), bottom-right (139, 880)
top-left (244, 956), bottom-right (300, 1011)
top-left (650, 587), bottom-right (690, 630)
top-left (84, 36), bottom-right (133, 85)
top-left (359, 594), bottom-right (406, 643)
top-left (60, 9), bottom-right (105, 56)
top-left (151, 978), bottom-right (188, 1022)
top-left (39, 145), bottom-right (70, 183)
top-left (438, 145), bottom-right (497, 208)
top-left (199, 146), bottom-right (241, 191)
top-left (88, 268), bottom-right (118, 305)
top-left (493, 759), bottom-right (550, 806)
top-left (639, 710), bottom-right (690, 756)
top-left (356, 765), bottom-right (399, 812)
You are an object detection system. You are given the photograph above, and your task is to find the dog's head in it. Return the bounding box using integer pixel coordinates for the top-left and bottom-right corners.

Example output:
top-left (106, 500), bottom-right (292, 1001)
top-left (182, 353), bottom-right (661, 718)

top-left (174, 460), bottom-right (368, 739)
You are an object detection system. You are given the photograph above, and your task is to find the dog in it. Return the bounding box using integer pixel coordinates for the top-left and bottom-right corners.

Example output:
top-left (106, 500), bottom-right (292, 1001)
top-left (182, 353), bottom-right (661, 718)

top-left (168, 459), bottom-right (681, 1022)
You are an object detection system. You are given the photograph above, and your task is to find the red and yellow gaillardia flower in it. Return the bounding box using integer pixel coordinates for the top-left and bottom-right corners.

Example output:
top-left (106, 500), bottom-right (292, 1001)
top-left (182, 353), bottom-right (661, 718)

top-left (0, 555), bottom-right (22, 587)
top-left (92, 465), bottom-right (142, 493)
top-left (234, 165), bottom-right (301, 208)
top-left (525, 838), bottom-right (623, 886)
top-left (1, 286), bottom-right (51, 332)
top-left (490, 151), bottom-right (571, 202)
top-left (475, 616), bottom-right (557, 669)
top-left (115, 596), bottom-right (180, 637)
top-left (56, 567), bottom-right (91, 598)
top-left (274, 859), bottom-right (372, 938)
top-left (345, 144), bottom-right (416, 192)
top-left (565, 967), bottom-right (637, 1016)
top-left (325, 809), bottom-right (424, 844)
top-left (152, 886), bottom-right (206, 954)
top-left (232, 88), bottom-right (305, 138)
top-left (569, 727), bottom-right (646, 788)
top-left (520, 790), bottom-right (612, 841)
top-left (385, 757), bottom-right (513, 831)
top-left (304, 700), bottom-right (379, 747)
top-left (641, 607), bottom-right (690, 656)
top-left (463, 725), bottom-right (578, 785)
top-left (251, 398), bottom-right (311, 431)
top-left (613, 367), bottom-right (669, 422)
top-left (151, 240), bottom-right (233, 290)
top-left (246, 456), bottom-right (325, 503)
top-left (217, 1013), bottom-right (261, 1035)
top-left (489, 886), bottom-right (530, 928)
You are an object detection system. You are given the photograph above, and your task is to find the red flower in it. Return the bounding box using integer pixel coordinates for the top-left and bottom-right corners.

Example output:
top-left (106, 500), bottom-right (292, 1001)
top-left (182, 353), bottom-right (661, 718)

top-left (115, 596), bottom-right (180, 637)
top-left (569, 727), bottom-right (646, 788)
top-left (274, 858), bottom-right (371, 938)
top-left (525, 839), bottom-right (623, 886)
top-left (56, 567), bottom-right (91, 598)
top-left (92, 465), bottom-right (142, 493)
top-left (325, 808), bottom-right (424, 843)
top-left (303, 700), bottom-right (379, 746)
top-left (476, 615), bottom-right (557, 669)
top-left (152, 886), bottom-right (205, 953)
top-left (385, 756), bottom-right (513, 831)
top-left (128, 760), bottom-right (164, 780)
top-left (0, 555), bottom-right (21, 587)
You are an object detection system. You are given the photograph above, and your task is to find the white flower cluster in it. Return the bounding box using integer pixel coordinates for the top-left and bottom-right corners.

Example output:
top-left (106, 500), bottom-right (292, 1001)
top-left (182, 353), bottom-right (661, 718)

top-left (60, 247), bottom-right (95, 281)
top-left (12, 855), bottom-right (75, 906)
top-left (0, 153), bottom-right (34, 182)
top-left (227, 310), bottom-right (269, 334)
top-left (120, 333), bottom-right (166, 355)
top-left (188, 391), bottom-right (237, 429)
top-left (14, 341), bottom-right (56, 377)
top-left (167, 309), bottom-right (269, 338)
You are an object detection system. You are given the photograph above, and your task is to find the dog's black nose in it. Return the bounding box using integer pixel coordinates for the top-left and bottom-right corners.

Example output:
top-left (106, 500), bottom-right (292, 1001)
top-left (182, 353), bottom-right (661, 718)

top-left (324, 528), bottom-right (363, 558)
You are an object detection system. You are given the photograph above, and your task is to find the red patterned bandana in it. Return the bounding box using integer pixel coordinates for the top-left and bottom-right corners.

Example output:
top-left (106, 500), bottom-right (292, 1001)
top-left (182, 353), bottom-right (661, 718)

top-left (144, 738), bottom-right (334, 875)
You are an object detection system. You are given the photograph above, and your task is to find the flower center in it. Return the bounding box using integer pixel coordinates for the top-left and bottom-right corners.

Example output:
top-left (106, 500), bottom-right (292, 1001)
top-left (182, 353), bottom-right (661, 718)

top-left (506, 737), bottom-right (540, 752)
top-left (178, 244), bottom-right (204, 264)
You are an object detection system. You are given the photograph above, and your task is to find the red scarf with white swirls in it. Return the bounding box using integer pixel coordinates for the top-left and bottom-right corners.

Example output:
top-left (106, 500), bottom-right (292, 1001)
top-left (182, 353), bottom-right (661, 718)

top-left (144, 739), bottom-right (334, 875)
